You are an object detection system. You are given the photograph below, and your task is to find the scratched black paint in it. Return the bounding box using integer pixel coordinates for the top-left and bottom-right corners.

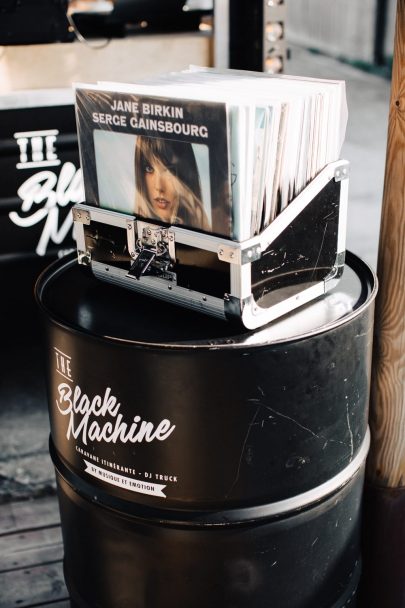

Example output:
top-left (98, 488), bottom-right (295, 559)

top-left (36, 251), bottom-right (376, 607)
top-left (252, 180), bottom-right (341, 305)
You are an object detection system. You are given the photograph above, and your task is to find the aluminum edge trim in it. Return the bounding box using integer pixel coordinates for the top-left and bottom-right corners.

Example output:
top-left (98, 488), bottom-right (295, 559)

top-left (74, 222), bottom-right (86, 253)
top-left (92, 262), bottom-right (226, 319)
top-left (242, 282), bottom-right (325, 330)
top-left (337, 175), bottom-right (349, 253)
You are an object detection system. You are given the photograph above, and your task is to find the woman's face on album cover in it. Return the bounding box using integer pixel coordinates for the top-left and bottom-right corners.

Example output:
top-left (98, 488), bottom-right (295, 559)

top-left (144, 158), bottom-right (180, 222)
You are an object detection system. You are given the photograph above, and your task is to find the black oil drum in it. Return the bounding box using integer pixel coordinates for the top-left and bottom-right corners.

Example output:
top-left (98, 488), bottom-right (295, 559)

top-left (36, 251), bottom-right (377, 608)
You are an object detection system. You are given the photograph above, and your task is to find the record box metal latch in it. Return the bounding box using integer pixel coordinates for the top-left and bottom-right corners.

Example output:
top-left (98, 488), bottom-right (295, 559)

top-left (126, 221), bottom-right (176, 281)
top-left (72, 159), bottom-right (349, 329)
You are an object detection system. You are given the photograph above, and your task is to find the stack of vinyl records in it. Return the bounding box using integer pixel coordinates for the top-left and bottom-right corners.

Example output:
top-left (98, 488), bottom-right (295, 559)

top-left (75, 67), bottom-right (347, 242)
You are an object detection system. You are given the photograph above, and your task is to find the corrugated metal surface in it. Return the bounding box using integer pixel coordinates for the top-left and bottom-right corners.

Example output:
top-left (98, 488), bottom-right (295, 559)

top-left (286, 0), bottom-right (377, 64)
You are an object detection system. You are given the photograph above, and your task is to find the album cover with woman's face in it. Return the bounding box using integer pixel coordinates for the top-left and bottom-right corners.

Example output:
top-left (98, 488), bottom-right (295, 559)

top-left (75, 86), bottom-right (232, 238)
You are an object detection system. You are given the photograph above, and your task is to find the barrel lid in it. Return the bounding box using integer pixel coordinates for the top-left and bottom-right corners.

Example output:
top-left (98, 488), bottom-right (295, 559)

top-left (36, 251), bottom-right (377, 348)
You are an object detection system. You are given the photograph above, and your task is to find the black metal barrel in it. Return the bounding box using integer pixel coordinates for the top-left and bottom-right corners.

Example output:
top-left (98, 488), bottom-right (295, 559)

top-left (36, 251), bottom-right (377, 608)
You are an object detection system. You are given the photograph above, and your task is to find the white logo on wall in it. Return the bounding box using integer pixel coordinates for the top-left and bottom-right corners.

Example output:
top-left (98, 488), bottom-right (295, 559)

top-left (15, 129), bottom-right (60, 170)
top-left (9, 129), bottom-right (84, 256)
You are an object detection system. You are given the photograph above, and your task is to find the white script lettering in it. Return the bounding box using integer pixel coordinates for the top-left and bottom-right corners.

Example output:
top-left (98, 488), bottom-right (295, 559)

top-left (56, 383), bottom-right (176, 446)
top-left (9, 162), bottom-right (84, 256)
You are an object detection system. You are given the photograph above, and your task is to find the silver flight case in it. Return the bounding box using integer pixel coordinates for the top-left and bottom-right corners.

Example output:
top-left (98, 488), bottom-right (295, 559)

top-left (72, 159), bottom-right (349, 329)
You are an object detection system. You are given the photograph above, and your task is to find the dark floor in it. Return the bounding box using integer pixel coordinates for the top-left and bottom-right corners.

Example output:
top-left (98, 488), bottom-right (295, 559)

top-left (0, 495), bottom-right (70, 607)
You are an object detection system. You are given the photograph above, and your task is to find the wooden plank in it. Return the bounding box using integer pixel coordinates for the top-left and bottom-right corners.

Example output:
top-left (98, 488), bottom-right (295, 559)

top-left (0, 498), bottom-right (69, 606)
top-left (362, 1), bottom-right (405, 606)
top-left (0, 562), bottom-right (68, 608)
top-left (368, 0), bottom-right (405, 487)
top-left (0, 525), bottom-right (63, 572)
top-left (0, 496), bottom-right (60, 535)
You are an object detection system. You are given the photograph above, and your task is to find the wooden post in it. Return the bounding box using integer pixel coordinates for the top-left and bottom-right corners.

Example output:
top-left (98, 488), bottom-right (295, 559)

top-left (362, 0), bottom-right (405, 605)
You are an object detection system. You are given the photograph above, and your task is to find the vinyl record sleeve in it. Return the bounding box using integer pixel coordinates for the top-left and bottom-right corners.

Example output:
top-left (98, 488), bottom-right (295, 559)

top-left (75, 86), bottom-right (232, 238)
